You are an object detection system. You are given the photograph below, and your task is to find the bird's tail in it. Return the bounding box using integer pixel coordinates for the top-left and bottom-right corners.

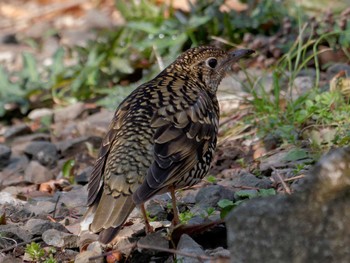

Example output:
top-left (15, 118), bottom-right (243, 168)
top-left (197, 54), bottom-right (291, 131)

top-left (81, 192), bottom-right (135, 244)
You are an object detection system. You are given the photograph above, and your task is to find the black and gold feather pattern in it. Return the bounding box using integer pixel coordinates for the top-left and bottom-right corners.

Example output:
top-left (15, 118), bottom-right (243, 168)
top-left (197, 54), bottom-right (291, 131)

top-left (82, 46), bottom-right (254, 244)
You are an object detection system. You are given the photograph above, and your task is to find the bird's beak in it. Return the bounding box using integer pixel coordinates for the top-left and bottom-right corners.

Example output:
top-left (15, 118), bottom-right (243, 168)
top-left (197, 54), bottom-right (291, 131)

top-left (222, 49), bottom-right (255, 68)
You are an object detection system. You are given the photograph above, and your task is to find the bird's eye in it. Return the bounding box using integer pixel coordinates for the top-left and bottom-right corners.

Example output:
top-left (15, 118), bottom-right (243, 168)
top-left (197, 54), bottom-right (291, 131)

top-left (206, 58), bottom-right (217, 69)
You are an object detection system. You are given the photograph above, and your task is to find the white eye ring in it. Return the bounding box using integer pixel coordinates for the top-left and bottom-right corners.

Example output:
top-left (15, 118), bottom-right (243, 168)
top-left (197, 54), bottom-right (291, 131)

top-left (206, 58), bottom-right (218, 68)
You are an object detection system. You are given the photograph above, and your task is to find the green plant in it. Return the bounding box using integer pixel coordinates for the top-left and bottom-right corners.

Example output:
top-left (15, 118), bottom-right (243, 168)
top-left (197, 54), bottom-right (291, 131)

top-left (243, 18), bottom-right (350, 146)
top-left (178, 211), bottom-right (194, 224)
top-left (205, 175), bottom-right (217, 184)
top-left (25, 242), bottom-right (45, 262)
top-left (25, 242), bottom-right (57, 263)
top-left (62, 159), bottom-right (76, 184)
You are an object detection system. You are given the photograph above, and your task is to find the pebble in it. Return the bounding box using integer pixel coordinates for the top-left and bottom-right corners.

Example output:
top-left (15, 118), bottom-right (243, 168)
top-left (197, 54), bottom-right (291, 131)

top-left (177, 234), bottom-right (209, 263)
top-left (195, 185), bottom-right (235, 209)
top-left (42, 229), bottom-right (79, 248)
top-left (0, 144), bottom-right (11, 168)
top-left (24, 218), bottom-right (67, 236)
top-left (24, 141), bottom-right (59, 167)
top-left (24, 160), bottom-right (54, 183)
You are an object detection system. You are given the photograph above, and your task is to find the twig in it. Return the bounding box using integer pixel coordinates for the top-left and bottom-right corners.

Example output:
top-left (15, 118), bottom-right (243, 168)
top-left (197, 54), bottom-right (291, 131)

top-left (88, 241), bottom-right (215, 261)
top-left (0, 237), bottom-right (42, 253)
top-left (52, 194), bottom-right (61, 219)
top-left (272, 167), bottom-right (291, 195)
top-left (283, 174), bottom-right (305, 182)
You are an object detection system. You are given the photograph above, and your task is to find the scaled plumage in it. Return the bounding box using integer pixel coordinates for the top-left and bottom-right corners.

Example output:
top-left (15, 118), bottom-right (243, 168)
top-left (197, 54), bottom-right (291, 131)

top-left (82, 46), bottom-right (254, 244)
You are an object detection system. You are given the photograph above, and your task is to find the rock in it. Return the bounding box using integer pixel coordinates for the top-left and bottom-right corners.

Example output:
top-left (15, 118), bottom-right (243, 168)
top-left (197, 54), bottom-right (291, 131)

top-left (0, 144), bottom-right (11, 168)
top-left (24, 201), bottom-right (56, 216)
top-left (195, 185), bottom-right (235, 209)
top-left (75, 250), bottom-right (103, 263)
top-left (27, 108), bottom-right (53, 121)
top-left (76, 109), bottom-right (114, 137)
top-left (24, 218), bottom-right (67, 236)
top-left (222, 170), bottom-right (272, 189)
top-left (0, 225), bottom-right (31, 248)
top-left (24, 141), bottom-right (59, 167)
top-left (206, 247), bottom-right (230, 258)
top-left (55, 136), bottom-right (101, 158)
top-left (327, 63), bottom-right (350, 76)
top-left (0, 255), bottom-right (22, 263)
top-left (76, 166), bottom-right (92, 185)
top-left (259, 148), bottom-right (312, 173)
top-left (0, 155), bottom-right (28, 186)
top-left (0, 192), bottom-right (26, 206)
top-left (177, 234), bottom-right (209, 263)
top-left (54, 102), bottom-right (86, 123)
top-left (290, 76), bottom-right (314, 100)
top-left (24, 161), bottom-right (54, 183)
top-left (11, 133), bottom-right (51, 155)
top-left (226, 147), bottom-right (350, 263)
top-left (42, 229), bottom-right (78, 248)
top-left (146, 200), bottom-right (168, 221)
top-left (3, 124), bottom-right (31, 140)
top-left (56, 185), bottom-right (87, 214)
top-left (138, 231), bottom-right (169, 256)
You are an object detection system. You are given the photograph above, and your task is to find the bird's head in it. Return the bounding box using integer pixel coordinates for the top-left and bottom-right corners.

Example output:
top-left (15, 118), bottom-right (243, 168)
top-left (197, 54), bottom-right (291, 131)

top-left (167, 46), bottom-right (255, 93)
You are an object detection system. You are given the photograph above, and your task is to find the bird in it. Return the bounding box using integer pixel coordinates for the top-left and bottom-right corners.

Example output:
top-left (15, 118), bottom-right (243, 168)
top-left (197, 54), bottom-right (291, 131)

top-left (81, 46), bottom-right (254, 244)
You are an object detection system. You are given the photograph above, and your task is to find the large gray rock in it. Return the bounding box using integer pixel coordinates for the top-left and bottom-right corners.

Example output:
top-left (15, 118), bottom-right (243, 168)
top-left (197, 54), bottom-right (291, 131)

top-left (226, 147), bottom-right (350, 263)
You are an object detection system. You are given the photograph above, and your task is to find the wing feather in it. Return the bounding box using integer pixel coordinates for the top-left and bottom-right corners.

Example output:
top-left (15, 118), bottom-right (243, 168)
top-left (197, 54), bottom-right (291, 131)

top-left (133, 91), bottom-right (218, 204)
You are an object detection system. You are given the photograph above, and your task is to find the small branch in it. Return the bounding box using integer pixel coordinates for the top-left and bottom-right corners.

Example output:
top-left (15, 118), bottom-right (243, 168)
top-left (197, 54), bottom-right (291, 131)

top-left (283, 174), bottom-right (305, 182)
top-left (272, 167), bottom-right (291, 195)
top-left (0, 237), bottom-right (42, 253)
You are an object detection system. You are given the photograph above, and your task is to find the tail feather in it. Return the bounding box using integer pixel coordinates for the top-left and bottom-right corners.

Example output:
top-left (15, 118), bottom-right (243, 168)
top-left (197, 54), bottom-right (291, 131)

top-left (84, 192), bottom-right (135, 243)
top-left (98, 226), bottom-right (122, 244)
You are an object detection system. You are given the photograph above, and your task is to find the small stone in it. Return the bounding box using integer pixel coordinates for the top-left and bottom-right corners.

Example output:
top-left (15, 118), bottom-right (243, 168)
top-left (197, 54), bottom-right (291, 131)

top-left (177, 234), bottom-right (209, 263)
top-left (138, 231), bottom-right (169, 256)
top-left (27, 108), bottom-right (53, 121)
top-left (146, 200), bottom-right (168, 221)
top-left (24, 201), bottom-right (55, 215)
top-left (195, 185), bottom-right (235, 209)
top-left (55, 136), bottom-right (101, 158)
top-left (4, 124), bottom-right (31, 140)
top-left (223, 170), bottom-right (272, 189)
top-left (0, 225), bottom-right (32, 247)
top-left (54, 102), bottom-right (86, 123)
top-left (24, 219), bottom-right (67, 236)
top-left (76, 109), bottom-right (114, 137)
top-left (24, 141), bottom-right (59, 167)
top-left (0, 255), bottom-right (22, 263)
top-left (0, 192), bottom-right (26, 206)
top-left (290, 76), bottom-right (314, 100)
top-left (75, 251), bottom-right (103, 263)
top-left (76, 166), bottom-right (92, 185)
top-left (327, 63), bottom-right (350, 76)
top-left (42, 229), bottom-right (78, 248)
top-left (206, 247), bottom-right (230, 258)
top-left (0, 144), bottom-right (11, 168)
top-left (56, 185), bottom-right (87, 214)
top-left (24, 160), bottom-right (54, 183)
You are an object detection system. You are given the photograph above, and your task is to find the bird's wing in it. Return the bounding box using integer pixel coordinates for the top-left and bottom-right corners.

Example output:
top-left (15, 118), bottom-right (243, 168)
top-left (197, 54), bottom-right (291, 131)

top-left (86, 106), bottom-right (128, 206)
top-left (133, 90), bottom-right (218, 204)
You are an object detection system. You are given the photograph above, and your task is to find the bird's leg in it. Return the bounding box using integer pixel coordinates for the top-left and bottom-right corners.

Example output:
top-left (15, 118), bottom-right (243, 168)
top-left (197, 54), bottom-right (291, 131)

top-left (140, 203), bottom-right (154, 233)
top-left (170, 186), bottom-right (180, 225)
